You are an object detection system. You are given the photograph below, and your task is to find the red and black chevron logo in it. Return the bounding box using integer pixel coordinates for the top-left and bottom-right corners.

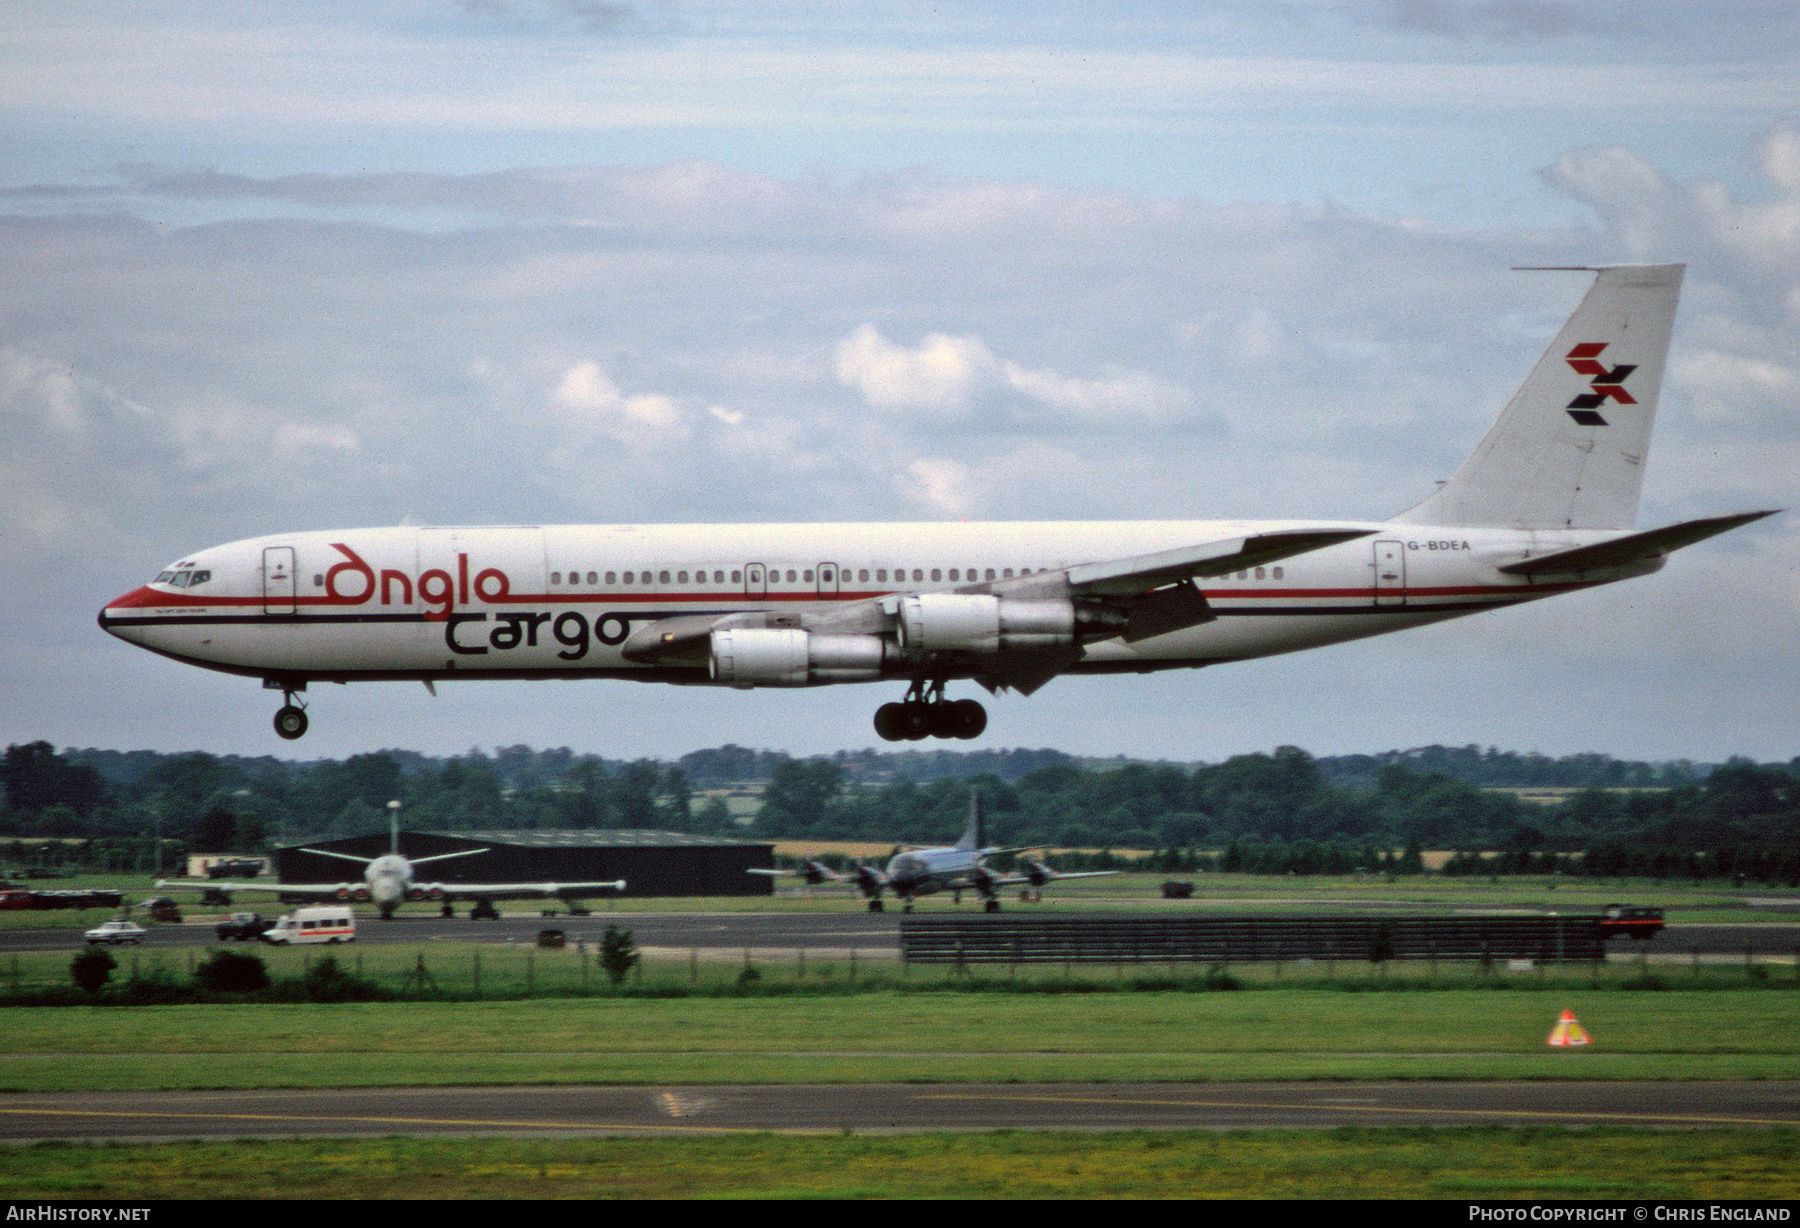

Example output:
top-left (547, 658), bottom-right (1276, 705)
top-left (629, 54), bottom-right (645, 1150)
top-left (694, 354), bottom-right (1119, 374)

top-left (1564, 342), bottom-right (1636, 426)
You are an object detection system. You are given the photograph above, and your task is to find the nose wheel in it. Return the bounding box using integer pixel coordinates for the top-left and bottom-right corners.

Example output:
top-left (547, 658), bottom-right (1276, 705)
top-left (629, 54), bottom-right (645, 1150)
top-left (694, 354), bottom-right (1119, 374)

top-left (270, 686), bottom-right (308, 740)
top-left (873, 681), bottom-right (987, 741)
top-left (274, 704), bottom-right (308, 740)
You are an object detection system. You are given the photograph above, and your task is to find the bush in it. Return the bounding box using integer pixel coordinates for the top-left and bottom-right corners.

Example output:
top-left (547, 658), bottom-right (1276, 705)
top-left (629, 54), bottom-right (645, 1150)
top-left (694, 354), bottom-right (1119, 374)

top-left (600, 925), bottom-right (640, 986)
top-left (118, 967), bottom-right (186, 1005)
top-left (69, 947), bottom-right (115, 995)
top-left (298, 956), bottom-right (385, 1002)
top-left (195, 949), bottom-right (271, 993)
top-left (1202, 963), bottom-right (1241, 991)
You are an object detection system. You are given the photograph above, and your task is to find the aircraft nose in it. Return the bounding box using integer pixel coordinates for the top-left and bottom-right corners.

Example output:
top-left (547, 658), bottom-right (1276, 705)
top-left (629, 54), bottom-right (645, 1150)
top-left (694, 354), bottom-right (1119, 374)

top-left (97, 586), bottom-right (159, 638)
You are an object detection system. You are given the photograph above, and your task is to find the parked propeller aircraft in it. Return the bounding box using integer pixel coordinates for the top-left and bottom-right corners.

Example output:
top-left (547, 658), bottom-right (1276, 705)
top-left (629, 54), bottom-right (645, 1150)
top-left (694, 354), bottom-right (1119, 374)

top-left (99, 265), bottom-right (1774, 743)
top-left (158, 813), bottom-right (626, 920)
top-left (752, 794), bottom-right (1115, 912)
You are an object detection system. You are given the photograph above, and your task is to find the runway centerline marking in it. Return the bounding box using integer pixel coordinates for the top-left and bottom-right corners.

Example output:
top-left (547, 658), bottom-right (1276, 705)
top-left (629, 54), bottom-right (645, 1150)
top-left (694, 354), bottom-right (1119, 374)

top-left (914, 1092), bottom-right (1797, 1127)
top-left (0, 1106), bottom-right (822, 1136)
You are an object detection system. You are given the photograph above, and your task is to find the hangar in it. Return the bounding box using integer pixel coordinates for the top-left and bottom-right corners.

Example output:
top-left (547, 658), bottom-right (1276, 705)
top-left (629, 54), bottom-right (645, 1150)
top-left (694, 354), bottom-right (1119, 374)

top-left (273, 829), bottom-right (774, 899)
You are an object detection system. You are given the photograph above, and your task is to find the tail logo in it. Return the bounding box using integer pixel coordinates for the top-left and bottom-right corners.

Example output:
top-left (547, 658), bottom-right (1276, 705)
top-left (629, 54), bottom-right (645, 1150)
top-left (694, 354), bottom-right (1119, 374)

top-left (1564, 342), bottom-right (1637, 426)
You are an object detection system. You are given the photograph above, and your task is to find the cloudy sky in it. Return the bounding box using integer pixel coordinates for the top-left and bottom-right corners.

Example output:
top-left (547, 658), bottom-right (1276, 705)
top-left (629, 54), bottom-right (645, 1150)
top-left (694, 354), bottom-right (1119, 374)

top-left (4, 0), bottom-right (1797, 766)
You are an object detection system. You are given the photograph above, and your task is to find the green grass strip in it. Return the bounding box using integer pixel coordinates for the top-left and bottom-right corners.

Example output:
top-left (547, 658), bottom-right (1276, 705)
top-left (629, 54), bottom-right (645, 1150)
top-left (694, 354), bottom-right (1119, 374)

top-left (1, 1128), bottom-right (1795, 1199)
top-left (2, 990), bottom-right (1798, 1092)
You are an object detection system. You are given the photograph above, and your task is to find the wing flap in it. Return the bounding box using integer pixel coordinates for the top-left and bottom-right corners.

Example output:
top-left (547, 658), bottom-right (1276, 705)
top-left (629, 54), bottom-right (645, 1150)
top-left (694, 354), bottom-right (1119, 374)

top-left (1120, 579), bottom-right (1216, 643)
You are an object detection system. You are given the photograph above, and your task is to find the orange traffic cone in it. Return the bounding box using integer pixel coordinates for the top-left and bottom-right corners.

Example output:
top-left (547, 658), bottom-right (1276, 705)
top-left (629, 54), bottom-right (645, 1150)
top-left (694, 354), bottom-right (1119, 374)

top-left (1547, 1009), bottom-right (1591, 1047)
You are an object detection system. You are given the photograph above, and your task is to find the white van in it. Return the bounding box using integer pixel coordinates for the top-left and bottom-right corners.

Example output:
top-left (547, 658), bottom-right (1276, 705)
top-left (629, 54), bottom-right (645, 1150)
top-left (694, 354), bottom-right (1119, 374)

top-left (259, 905), bottom-right (356, 945)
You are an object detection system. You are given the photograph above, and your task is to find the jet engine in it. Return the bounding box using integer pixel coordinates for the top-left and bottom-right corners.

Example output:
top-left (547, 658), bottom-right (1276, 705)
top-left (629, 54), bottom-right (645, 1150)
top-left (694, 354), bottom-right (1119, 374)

top-left (709, 627), bottom-right (887, 687)
top-left (895, 593), bottom-right (1078, 653)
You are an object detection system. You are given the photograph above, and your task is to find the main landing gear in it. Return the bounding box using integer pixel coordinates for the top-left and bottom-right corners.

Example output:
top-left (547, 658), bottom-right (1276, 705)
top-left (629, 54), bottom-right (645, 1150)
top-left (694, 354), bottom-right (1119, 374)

top-left (872, 680), bottom-right (987, 742)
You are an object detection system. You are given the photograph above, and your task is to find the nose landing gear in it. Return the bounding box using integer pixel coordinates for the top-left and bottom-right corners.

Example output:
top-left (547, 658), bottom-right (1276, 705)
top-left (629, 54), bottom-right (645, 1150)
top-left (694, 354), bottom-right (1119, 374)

top-left (273, 702), bottom-right (308, 740)
top-left (873, 680), bottom-right (987, 742)
top-left (266, 681), bottom-right (309, 740)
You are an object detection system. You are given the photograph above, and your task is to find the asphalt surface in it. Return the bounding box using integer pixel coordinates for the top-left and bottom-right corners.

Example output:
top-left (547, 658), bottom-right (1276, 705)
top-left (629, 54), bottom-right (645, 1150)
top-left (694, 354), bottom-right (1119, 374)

top-left (0, 910), bottom-right (902, 954)
top-left (4, 909), bottom-right (1795, 958)
top-left (2, 1082), bottom-right (1796, 1143)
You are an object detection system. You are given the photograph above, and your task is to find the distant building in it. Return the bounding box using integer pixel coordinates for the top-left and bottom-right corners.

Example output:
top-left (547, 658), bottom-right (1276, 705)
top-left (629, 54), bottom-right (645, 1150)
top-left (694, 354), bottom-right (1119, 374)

top-left (184, 854), bottom-right (269, 879)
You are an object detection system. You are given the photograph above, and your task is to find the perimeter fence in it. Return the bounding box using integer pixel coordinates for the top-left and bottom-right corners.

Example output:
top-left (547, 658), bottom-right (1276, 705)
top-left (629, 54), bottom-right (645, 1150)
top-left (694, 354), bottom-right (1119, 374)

top-left (899, 914), bottom-right (1610, 967)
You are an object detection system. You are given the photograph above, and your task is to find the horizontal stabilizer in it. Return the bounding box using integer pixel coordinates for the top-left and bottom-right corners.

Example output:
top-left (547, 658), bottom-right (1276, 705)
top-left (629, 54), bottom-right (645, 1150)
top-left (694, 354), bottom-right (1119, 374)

top-left (1498, 510), bottom-right (1778, 576)
top-left (1066, 528), bottom-right (1372, 597)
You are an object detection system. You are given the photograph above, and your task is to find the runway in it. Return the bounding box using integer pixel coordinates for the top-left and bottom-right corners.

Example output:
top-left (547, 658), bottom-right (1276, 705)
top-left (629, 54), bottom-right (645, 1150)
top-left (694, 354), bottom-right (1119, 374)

top-left (3, 909), bottom-right (1794, 960)
top-left (1, 1081), bottom-right (1796, 1143)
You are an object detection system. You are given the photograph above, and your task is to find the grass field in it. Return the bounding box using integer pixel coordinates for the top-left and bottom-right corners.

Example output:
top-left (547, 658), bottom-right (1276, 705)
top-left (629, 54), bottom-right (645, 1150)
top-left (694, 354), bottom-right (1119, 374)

top-left (3, 1128), bottom-right (1797, 1199)
top-left (3, 878), bottom-right (1797, 1199)
top-left (2, 980), bottom-right (1798, 1091)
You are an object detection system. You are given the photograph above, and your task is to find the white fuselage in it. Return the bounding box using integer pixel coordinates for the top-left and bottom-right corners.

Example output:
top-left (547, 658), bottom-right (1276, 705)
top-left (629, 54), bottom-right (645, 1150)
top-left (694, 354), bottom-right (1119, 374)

top-left (98, 519), bottom-right (1644, 685)
top-left (359, 854), bottom-right (415, 908)
top-left (885, 846), bottom-right (999, 899)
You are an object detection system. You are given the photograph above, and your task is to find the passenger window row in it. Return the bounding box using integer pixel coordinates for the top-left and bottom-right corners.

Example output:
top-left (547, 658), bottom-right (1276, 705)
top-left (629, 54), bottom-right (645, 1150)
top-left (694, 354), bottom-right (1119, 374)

top-left (545, 566), bottom-right (1052, 586)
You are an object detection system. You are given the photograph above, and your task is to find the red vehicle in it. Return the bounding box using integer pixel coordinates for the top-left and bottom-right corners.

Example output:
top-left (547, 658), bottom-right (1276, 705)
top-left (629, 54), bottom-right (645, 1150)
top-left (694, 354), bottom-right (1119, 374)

top-left (1599, 904), bottom-right (1665, 940)
top-left (0, 890), bottom-right (32, 910)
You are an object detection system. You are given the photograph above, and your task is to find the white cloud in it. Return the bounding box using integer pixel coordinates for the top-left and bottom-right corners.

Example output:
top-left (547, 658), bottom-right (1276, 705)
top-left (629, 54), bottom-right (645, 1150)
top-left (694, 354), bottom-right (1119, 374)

top-left (834, 323), bottom-right (1195, 427)
top-left (832, 325), bottom-right (999, 415)
top-left (1000, 362), bottom-right (1192, 425)
top-left (897, 457), bottom-right (978, 518)
top-left (1544, 122), bottom-right (1800, 286)
top-left (1673, 348), bottom-right (1799, 432)
top-left (275, 421), bottom-right (361, 455)
top-left (552, 360), bottom-right (689, 446)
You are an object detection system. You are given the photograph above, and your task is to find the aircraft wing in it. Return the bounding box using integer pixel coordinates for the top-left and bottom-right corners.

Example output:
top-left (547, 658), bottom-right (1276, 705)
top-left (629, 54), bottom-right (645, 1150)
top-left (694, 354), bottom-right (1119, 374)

top-left (751, 862), bottom-right (887, 898)
top-left (747, 864), bottom-right (852, 886)
top-left (1064, 528), bottom-right (1376, 595)
top-left (949, 866), bottom-right (1120, 899)
top-left (991, 870), bottom-right (1119, 885)
top-left (617, 526), bottom-right (1374, 682)
top-left (155, 878), bottom-right (360, 903)
top-left (1063, 528), bottom-right (1375, 644)
top-left (159, 877), bottom-right (626, 903)
top-left (427, 880), bottom-right (626, 902)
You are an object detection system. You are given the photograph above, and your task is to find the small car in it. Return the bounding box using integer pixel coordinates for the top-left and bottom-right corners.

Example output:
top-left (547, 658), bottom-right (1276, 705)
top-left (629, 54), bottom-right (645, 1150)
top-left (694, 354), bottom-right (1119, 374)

top-left (215, 912), bottom-right (269, 942)
top-left (1599, 904), bottom-right (1665, 940)
top-left (84, 919), bottom-right (147, 945)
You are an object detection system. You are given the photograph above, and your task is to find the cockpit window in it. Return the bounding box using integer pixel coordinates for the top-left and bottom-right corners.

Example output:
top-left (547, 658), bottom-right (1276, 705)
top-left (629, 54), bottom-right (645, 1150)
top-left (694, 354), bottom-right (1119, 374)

top-left (154, 571), bottom-right (176, 584)
top-left (159, 569), bottom-right (212, 589)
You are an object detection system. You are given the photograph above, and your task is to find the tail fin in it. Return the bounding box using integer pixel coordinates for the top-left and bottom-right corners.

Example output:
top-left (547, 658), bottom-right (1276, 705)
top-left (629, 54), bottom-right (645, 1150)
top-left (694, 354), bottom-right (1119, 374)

top-left (956, 791), bottom-right (984, 852)
top-left (1392, 264), bottom-right (1683, 530)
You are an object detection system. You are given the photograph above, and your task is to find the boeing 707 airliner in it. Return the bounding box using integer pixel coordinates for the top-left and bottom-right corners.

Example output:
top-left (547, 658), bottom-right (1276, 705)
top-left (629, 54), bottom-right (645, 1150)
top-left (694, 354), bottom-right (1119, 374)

top-left (99, 264), bottom-right (1774, 742)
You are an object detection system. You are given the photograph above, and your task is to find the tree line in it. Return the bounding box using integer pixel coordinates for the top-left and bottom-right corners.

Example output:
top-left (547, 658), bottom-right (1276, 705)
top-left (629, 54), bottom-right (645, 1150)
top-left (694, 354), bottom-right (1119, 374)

top-left (3, 739), bottom-right (1797, 881)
